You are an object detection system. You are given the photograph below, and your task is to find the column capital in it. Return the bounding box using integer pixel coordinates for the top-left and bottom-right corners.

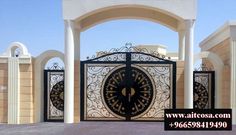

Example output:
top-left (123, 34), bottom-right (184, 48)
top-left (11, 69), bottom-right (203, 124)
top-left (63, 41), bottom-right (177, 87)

top-left (184, 19), bottom-right (196, 28)
top-left (177, 19), bottom-right (195, 32)
top-left (64, 20), bottom-right (75, 26)
top-left (64, 20), bottom-right (81, 31)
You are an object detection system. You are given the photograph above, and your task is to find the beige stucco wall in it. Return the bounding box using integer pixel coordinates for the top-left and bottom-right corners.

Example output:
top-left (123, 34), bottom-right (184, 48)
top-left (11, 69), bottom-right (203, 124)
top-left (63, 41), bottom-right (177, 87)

top-left (0, 63), bottom-right (8, 123)
top-left (74, 60), bottom-right (80, 122)
top-left (19, 62), bottom-right (34, 124)
top-left (206, 38), bottom-right (231, 65)
top-left (222, 66), bottom-right (230, 108)
top-left (203, 38), bottom-right (231, 108)
top-left (176, 61), bottom-right (184, 108)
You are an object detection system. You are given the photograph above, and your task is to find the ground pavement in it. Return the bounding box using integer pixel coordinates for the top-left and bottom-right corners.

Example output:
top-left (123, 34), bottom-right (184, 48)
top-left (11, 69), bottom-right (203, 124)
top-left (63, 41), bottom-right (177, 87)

top-left (0, 122), bottom-right (235, 135)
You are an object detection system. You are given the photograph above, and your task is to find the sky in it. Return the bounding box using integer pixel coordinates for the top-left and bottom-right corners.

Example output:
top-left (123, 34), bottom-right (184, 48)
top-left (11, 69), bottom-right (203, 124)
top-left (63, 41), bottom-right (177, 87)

top-left (0, 0), bottom-right (236, 62)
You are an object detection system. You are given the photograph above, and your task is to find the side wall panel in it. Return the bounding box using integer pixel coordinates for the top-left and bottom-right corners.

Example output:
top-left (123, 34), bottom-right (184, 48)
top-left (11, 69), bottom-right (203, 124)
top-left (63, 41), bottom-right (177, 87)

top-left (19, 62), bottom-right (34, 123)
top-left (74, 60), bottom-right (80, 122)
top-left (203, 38), bottom-right (230, 108)
top-left (0, 63), bottom-right (8, 123)
top-left (176, 61), bottom-right (184, 108)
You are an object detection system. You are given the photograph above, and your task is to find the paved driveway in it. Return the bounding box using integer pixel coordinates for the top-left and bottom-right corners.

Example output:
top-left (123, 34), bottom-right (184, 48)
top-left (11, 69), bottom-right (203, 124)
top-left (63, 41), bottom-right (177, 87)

top-left (0, 122), bottom-right (235, 135)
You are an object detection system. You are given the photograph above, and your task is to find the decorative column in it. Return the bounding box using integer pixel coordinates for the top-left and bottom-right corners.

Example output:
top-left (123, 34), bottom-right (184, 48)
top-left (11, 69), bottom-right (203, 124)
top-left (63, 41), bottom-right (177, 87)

top-left (184, 20), bottom-right (195, 108)
top-left (231, 40), bottom-right (236, 124)
top-left (8, 58), bottom-right (20, 124)
top-left (178, 30), bottom-right (186, 60)
top-left (64, 20), bottom-right (75, 123)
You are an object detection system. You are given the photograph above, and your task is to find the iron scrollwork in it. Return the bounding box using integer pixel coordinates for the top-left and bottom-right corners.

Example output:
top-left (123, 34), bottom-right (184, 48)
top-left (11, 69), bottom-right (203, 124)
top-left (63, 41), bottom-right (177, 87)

top-left (81, 44), bottom-right (176, 121)
top-left (50, 81), bottom-right (64, 111)
top-left (86, 43), bottom-right (167, 62)
top-left (85, 65), bottom-right (119, 119)
top-left (194, 81), bottom-right (209, 109)
top-left (44, 62), bottom-right (64, 121)
top-left (102, 67), bottom-right (154, 119)
top-left (193, 64), bottom-right (215, 109)
top-left (137, 65), bottom-right (172, 120)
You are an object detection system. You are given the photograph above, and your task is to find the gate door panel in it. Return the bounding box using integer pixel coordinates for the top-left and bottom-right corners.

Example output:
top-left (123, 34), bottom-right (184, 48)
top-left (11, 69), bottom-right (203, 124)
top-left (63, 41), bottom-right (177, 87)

top-left (81, 45), bottom-right (176, 121)
top-left (193, 71), bottom-right (215, 109)
top-left (44, 63), bottom-right (64, 122)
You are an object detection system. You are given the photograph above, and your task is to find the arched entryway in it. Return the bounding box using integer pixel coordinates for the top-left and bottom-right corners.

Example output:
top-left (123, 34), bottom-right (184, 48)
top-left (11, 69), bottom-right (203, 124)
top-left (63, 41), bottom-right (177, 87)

top-left (194, 51), bottom-right (224, 108)
top-left (34, 50), bottom-right (64, 122)
top-left (63, 0), bottom-right (196, 123)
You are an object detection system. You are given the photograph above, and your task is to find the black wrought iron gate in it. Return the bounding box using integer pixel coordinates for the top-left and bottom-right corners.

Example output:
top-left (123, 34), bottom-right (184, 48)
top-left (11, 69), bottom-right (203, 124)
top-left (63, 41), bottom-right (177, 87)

top-left (193, 65), bottom-right (215, 109)
top-left (81, 45), bottom-right (176, 121)
top-left (44, 63), bottom-right (64, 122)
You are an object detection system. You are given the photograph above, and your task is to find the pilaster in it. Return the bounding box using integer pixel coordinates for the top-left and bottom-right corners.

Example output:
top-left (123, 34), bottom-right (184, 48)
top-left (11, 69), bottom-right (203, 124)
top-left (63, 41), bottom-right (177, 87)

top-left (7, 58), bottom-right (20, 124)
top-left (231, 40), bottom-right (236, 124)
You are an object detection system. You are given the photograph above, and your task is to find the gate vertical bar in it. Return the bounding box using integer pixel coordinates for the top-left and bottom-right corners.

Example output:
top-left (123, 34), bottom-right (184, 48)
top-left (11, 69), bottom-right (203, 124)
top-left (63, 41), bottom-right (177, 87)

top-left (126, 52), bottom-right (131, 120)
top-left (80, 62), bottom-right (85, 121)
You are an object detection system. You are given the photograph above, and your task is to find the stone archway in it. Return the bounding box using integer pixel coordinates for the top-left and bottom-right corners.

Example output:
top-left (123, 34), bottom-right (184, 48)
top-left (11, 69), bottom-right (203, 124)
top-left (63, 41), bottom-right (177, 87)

top-left (194, 51), bottom-right (224, 108)
top-left (34, 50), bottom-right (64, 122)
top-left (63, 0), bottom-right (197, 123)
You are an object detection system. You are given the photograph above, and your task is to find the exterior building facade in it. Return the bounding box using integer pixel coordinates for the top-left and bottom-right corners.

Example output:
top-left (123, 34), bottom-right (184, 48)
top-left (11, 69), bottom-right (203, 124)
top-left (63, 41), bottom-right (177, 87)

top-left (0, 0), bottom-right (235, 124)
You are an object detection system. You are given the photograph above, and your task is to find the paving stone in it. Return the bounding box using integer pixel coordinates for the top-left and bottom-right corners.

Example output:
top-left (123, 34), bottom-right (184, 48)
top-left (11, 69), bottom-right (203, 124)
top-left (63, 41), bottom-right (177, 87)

top-left (0, 122), bottom-right (235, 135)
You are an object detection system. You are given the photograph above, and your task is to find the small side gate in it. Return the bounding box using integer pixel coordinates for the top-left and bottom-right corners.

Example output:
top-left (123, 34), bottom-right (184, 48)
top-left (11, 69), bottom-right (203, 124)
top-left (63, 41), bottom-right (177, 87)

top-left (44, 63), bottom-right (64, 122)
top-left (193, 64), bottom-right (215, 109)
top-left (81, 44), bottom-right (176, 121)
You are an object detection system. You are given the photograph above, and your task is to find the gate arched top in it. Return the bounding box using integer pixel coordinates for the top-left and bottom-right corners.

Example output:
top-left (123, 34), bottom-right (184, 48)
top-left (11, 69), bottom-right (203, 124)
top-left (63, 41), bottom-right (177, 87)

top-left (83, 44), bottom-right (175, 64)
top-left (194, 51), bottom-right (224, 70)
top-left (35, 50), bottom-right (64, 68)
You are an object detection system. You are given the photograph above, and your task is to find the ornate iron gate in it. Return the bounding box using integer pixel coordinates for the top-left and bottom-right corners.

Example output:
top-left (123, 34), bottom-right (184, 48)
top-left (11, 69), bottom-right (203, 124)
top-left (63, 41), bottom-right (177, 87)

top-left (81, 45), bottom-right (176, 121)
top-left (193, 64), bottom-right (215, 109)
top-left (44, 63), bottom-right (64, 122)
